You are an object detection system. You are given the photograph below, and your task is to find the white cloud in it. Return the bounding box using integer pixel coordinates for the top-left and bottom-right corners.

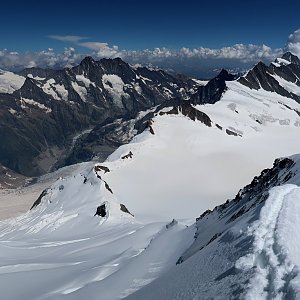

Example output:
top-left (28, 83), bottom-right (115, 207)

top-left (286, 28), bottom-right (300, 57)
top-left (48, 35), bottom-right (88, 43)
top-left (26, 60), bottom-right (37, 68)
top-left (0, 29), bottom-right (299, 77)
top-left (0, 48), bottom-right (84, 71)
top-left (79, 42), bottom-right (122, 58)
top-left (130, 44), bottom-right (282, 63)
top-left (79, 42), bottom-right (109, 50)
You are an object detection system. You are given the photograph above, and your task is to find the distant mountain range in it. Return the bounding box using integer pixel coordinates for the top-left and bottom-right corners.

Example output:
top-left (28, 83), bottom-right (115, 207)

top-left (0, 56), bottom-right (235, 179)
top-left (0, 51), bottom-right (300, 183)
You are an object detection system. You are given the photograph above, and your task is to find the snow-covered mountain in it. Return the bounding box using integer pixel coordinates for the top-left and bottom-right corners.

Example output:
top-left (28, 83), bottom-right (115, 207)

top-left (0, 56), bottom-right (230, 178)
top-left (1, 124), bottom-right (300, 299)
top-left (2, 52), bottom-right (300, 299)
top-left (2, 51), bottom-right (299, 180)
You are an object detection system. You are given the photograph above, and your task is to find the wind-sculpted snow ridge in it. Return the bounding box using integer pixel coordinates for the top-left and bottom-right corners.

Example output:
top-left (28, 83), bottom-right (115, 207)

top-left (236, 185), bottom-right (300, 299)
top-left (127, 155), bottom-right (300, 300)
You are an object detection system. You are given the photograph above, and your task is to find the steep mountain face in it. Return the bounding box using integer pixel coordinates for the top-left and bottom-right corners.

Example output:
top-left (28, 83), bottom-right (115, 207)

top-left (0, 57), bottom-right (232, 177)
top-left (239, 52), bottom-right (300, 102)
top-left (190, 69), bottom-right (235, 104)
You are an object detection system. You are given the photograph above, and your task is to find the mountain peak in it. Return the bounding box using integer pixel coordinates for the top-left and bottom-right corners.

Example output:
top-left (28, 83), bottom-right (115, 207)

top-left (281, 51), bottom-right (300, 65)
top-left (216, 69), bottom-right (235, 81)
top-left (80, 56), bottom-right (96, 66)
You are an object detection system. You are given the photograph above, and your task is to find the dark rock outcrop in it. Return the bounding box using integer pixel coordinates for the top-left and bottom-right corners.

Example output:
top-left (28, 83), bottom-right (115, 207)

top-left (94, 204), bottom-right (106, 217)
top-left (94, 165), bottom-right (110, 173)
top-left (190, 69), bottom-right (235, 105)
top-left (120, 204), bottom-right (134, 216)
top-left (122, 151), bottom-right (133, 160)
top-left (226, 129), bottom-right (240, 137)
top-left (281, 51), bottom-right (300, 65)
top-left (30, 189), bottom-right (49, 210)
top-left (159, 99), bottom-right (212, 127)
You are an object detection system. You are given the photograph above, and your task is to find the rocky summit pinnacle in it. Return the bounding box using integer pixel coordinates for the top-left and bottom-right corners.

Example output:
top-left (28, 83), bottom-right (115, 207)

top-left (281, 51), bottom-right (300, 65)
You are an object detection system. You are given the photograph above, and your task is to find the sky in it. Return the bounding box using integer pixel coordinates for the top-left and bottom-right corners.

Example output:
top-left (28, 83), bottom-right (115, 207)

top-left (1, 0), bottom-right (300, 77)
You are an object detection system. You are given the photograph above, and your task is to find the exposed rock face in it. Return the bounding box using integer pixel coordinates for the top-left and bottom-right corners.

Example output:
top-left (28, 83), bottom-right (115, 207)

top-left (225, 129), bottom-right (240, 137)
top-left (18, 67), bottom-right (56, 78)
top-left (159, 99), bottom-right (212, 127)
top-left (194, 157), bottom-right (295, 227)
top-left (120, 204), bottom-right (134, 216)
top-left (52, 68), bottom-right (234, 167)
top-left (94, 203), bottom-right (133, 217)
top-left (94, 204), bottom-right (106, 217)
top-left (166, 219), bottom-right (178, 229)
top-left (94, 165), bottom-right (110, 173)
top-left (238, 52), bottom-right (300, 103)
top-left (30, 189), bottom-right (49, 210)
top-left (230, 157), bottom-right (295, 209)
top-left (190, 69), bottom-right (235, 105)
top-left (121, 151), bottom-right (133, 160)
top-left (281, 51), bottom-right (300, 65)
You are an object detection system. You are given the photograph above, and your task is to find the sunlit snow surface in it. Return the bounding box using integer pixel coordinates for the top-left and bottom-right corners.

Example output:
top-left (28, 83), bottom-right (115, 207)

top-left (1, 81), bottom-right (300, 299)
top-left (0, 163), bottom-right (195, 300)
top-left (128, 158), bottom-right (300, 300)
top-left (0, 71), bottom-right (25, 93)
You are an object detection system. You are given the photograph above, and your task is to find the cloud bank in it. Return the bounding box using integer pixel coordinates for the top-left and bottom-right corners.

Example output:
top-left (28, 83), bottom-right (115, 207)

top-left (1, 29), bottom-right (299, 77)
top-left (286, 29), bottom-right (300, 57)
top-left (48, 35), bottom-right (89, 43)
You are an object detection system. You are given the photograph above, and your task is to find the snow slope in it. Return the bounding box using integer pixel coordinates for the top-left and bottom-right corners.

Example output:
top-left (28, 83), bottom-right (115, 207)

top-left (2, 70), bottom-right (300, 299)
top-left (0, 161), bottom-right (194, 300)
top-left (128, 156), bottom-right (300, 300)
top-left (95, 80), bottom-right (300, 221)
top-left (0, 70), bottom-right (25, 93)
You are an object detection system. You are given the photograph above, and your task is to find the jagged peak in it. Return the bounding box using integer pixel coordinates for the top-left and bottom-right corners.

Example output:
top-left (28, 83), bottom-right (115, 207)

top-left (79, 56), bottom-right (96, 66)
top-left (98, 57), bottom-right (131, 69)
top-left (281, 51), bottom-right (300, 65)
top-left (272, 52), bottom-right (300, 67)
top-left (215, 69), bottom-right (235, 81)
top-left (254, 60), bottom-right (268, 70)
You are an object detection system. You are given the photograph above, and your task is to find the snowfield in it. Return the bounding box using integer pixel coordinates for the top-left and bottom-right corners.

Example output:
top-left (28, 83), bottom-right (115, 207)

top-left (0, 161), bottom-right (195, 300)
top-left (128, 157), bottom-right (300, 300)
top-left (0, 70), bottom-right (25, 93)
top-left (2, 70), bottom-right (300, 299)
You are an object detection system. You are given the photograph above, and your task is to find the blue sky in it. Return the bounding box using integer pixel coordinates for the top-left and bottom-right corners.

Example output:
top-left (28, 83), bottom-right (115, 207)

top-left (1, 0), bottom-right (300, 77)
